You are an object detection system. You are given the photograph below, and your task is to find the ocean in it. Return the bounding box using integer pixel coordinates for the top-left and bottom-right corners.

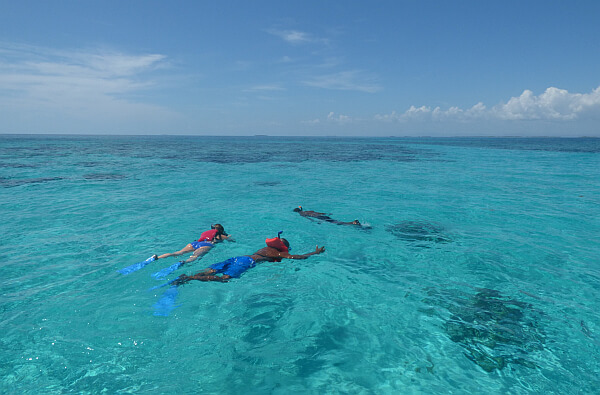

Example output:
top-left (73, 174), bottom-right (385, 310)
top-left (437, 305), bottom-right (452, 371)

top-left (1, 135), bottom-right (599, 393)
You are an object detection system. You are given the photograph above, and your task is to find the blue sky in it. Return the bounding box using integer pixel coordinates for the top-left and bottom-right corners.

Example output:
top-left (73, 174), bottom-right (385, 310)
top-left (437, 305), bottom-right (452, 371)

top-left (1, 1), bottom-right (599, 136)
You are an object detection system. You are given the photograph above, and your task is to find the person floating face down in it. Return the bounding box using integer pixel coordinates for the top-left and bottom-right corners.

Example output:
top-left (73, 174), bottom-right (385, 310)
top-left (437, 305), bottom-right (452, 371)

top-left (293, 206), bottom-right (361, 226)
top-left (173, 232), bottom-right (325, 284)
top-left (153, 224), bottom-right (232, 264)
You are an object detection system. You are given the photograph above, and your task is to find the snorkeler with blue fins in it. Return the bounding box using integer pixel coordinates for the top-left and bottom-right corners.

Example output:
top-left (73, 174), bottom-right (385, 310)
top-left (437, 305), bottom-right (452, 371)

top-left (172, 232), bottom-right (325, 284)
top-left (118, 224), bottom-right (232, 277)
top-left (153, 223), bottom-right (232, 262)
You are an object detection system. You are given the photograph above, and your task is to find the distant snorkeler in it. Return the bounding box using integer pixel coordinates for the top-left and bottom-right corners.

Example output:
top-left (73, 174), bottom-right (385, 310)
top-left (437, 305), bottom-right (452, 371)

top-left (293, 206), bottom-right (361, 226)
top-left (172, 232), bottom-right (325, 284)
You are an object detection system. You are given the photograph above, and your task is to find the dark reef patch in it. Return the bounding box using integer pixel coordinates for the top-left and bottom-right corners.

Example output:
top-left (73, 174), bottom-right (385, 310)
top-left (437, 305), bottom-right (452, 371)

top-left (407, 137), bottom-right (600, 154)
top-left (83, 173), bottom-right (127, 180)
top-left (0, 162), bottom-right (39, 169)
top-left (424, 288), bottom-right (546, 372)
top-left (386, 220), bottom-right (451, 245)
top-left (150, 138), bottom-right (439, 163)
top-left (78, 161), bottom-right (105, 168)
top-left (0, 176), bottom-right (64, 188)
top-left (254, 181), bottom-right (281, 187)
top-left (242, 293), bottom-right (293, 345)
top-left (294, 324), bottom-right (350, 378)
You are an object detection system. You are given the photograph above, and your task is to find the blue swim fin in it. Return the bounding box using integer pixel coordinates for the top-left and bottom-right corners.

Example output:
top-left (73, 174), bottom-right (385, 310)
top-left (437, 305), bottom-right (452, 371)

top-left (149, 278), bottom-right (177, 291)
top-left (153, 285), bottom-right (180, 316)
top-left (118, 255), bottom-right (157, 275)
top-left (151, 260), bottom-right (185, 280)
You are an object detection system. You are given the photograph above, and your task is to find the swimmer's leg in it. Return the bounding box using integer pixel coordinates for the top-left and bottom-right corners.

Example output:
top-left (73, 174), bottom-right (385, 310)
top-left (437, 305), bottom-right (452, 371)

top-left (152, 246), bottom-right (214, 279)
top-left (157, 244), bottom-right (195, 260)
top-left (184, 246), bottom-right (213, 263)
top-left (173, 268), bottom-right (216, 285)
top-left (192, 274), bottom-right (230, 282)
top-left (173, 271), bottom-right (229, 285)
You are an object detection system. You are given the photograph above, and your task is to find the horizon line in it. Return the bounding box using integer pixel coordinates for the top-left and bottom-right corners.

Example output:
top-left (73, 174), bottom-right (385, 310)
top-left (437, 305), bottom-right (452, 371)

top-left (1, 133), bottom-right (599, 139)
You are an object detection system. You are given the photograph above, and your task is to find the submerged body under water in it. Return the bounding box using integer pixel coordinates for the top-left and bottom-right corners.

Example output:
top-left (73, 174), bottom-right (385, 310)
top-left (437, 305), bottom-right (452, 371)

top-left (1, 135), bottom-right (599, 393)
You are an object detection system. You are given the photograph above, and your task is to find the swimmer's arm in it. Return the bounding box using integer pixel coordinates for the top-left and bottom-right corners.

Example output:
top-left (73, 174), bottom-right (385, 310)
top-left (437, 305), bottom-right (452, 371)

top-left (281, 246), bottom-right (325, 260)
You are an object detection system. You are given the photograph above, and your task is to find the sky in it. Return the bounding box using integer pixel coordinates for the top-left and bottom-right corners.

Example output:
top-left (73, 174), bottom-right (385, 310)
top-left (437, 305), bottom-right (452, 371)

top-left (1, 1), bottom-right (599, 136)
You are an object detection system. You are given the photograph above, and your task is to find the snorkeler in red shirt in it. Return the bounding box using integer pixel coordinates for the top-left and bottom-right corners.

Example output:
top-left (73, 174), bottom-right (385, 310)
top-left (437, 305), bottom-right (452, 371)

top-left (153, 223), bottom-right (232, 264)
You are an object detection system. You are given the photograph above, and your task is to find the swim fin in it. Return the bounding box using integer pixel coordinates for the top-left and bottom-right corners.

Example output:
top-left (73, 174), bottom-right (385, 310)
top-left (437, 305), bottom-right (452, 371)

top-left (118, 255), bottom-right (157, 275)
top-left (153, 285), bottom-right (180, 316)
top-left (148, 276), bottom-right (179, 291)
top-left (151, 260), bottom-right (185, 280)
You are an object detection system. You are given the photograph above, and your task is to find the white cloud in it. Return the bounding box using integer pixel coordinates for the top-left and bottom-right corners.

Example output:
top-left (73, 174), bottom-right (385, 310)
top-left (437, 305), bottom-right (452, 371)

top-left (303, 70), bottom-right (381, 93)
top-left (266, 28), bottom-right (330, 45)
top-left (375, 86), bottom-right (600, 123)
top-left (302, 118), bottom-right (321, 125)
top-left (267, 29), bottom-right (312, 44)
top-left (304, 112), bottom-right (352, 126)
top-left (0, 44), bottom-right (177, 132)
top-left (465, 102), bottom-right (487, 117)
top-left (374, 111), bottom-right (398, 122)
top-left (82, 53), bottom-right (166, 77)
top-left (327, 111), bottom-right (352, 123)
top-left (404, 105), bottom-right (433, 119)
top-left (493, 87), bottom-right (600, 120)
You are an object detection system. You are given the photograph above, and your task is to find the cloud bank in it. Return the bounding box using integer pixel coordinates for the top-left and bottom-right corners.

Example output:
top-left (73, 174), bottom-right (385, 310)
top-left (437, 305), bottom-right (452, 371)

top-left (375, 86), bottom-right (600, 123)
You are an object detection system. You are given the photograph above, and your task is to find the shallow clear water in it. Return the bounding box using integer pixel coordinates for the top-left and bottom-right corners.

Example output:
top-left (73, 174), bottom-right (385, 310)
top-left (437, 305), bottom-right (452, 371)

top-left (1, 135), bottom-right (599, 393)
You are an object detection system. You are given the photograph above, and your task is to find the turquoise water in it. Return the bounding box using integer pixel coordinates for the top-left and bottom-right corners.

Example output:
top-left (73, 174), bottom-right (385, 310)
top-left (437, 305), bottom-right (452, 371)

top-left (1, 135), bottom-right (599, 393)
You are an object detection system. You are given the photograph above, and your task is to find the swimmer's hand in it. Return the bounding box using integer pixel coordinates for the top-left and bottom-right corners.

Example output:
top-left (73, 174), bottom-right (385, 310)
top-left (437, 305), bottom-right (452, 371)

top-left (315, 246), bottom-right (325, 254)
